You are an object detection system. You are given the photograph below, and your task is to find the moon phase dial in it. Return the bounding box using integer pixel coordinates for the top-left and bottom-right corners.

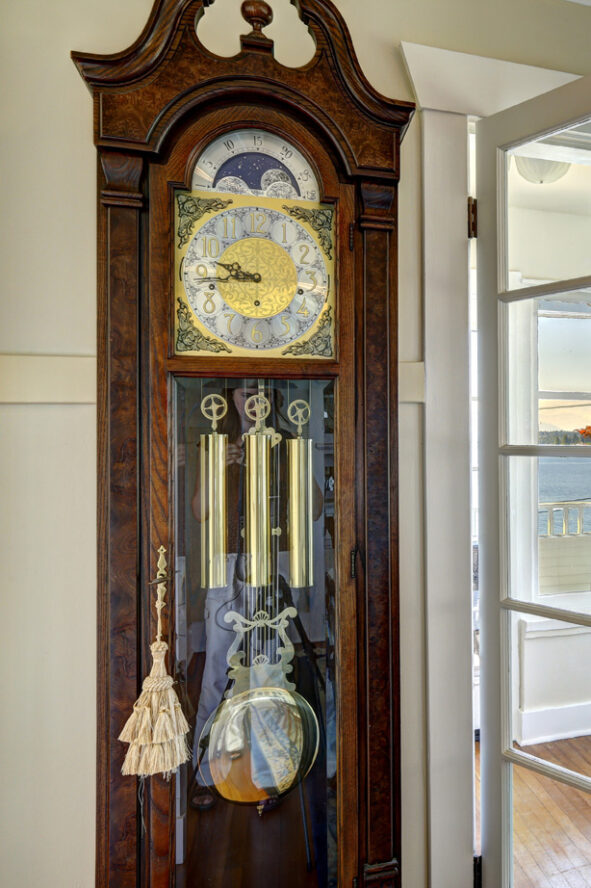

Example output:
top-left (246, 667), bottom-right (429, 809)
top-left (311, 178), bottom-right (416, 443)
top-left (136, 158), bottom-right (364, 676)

top-left (191, 128), bottom-right (320, 202)
top-left (181, 203), bottom-right (330, 352)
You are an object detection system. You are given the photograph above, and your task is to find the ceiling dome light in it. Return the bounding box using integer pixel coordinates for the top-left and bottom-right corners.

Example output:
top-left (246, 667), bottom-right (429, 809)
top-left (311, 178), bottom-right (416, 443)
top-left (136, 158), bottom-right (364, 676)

top-left (514, 155), bottom-right (571, 184)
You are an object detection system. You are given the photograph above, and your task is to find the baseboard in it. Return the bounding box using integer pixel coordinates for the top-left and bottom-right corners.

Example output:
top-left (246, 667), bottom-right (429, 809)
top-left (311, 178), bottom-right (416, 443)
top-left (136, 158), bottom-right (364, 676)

top-left (516, 701), bottom-right (591, 746)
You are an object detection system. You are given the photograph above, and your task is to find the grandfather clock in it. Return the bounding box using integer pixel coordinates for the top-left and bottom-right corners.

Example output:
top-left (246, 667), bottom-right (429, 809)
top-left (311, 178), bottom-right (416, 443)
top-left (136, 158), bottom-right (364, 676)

top-left (73, 2), bottom-right (413, 885)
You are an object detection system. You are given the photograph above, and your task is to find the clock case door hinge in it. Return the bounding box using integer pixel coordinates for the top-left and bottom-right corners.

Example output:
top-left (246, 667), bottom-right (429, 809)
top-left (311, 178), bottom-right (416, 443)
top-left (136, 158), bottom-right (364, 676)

top-left (468, 196), bottom-right (478, 238)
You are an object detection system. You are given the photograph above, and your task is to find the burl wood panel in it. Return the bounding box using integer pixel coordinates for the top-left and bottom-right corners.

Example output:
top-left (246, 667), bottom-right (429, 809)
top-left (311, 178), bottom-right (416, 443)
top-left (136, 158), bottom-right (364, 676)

top-left (98, 153), bottom-right (143, 887)
top-left (358, 182), bottom-right (401, 880)
top-left (72, 0), bottom-right (413, 175)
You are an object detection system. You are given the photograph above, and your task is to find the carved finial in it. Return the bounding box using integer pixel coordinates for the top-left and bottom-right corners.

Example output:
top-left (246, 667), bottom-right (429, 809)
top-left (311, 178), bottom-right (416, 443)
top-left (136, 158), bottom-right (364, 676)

top-left (241, 1), bottom-right (273, 34)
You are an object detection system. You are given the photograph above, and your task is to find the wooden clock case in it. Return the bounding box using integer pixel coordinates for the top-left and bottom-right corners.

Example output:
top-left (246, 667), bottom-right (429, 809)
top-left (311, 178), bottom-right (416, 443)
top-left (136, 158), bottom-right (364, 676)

top-left (72, 1), bottom-right (414, 885)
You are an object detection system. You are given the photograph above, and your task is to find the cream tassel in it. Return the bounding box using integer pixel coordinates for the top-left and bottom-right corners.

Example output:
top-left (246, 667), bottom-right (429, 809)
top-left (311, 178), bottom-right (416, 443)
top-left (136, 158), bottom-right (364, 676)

top-left (118, 547), bottom-right (191, 778)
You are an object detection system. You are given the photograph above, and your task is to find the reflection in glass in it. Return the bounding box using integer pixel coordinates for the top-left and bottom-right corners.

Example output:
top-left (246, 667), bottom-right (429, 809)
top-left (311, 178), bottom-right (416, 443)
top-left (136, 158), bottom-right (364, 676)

top-left (504, 292), bottom-right (591, 445)
top-left (505, 456), bottom-right (591, 615)
top-left (506, 117), bottom-right (591, 290)
top-left (175, 377), bottom-right (337, 887)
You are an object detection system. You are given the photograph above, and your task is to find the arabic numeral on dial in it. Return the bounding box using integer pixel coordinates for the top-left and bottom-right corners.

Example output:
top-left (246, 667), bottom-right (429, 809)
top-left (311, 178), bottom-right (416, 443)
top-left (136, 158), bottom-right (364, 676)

top-left (249, 212), bottom-right (267, 234)
top-left (297, 297), bottom-right (310, 318)
top-left (222, 215), bottom-right (237, 238)
top-left (304, 268), bottom-right (319, 288)
top-left (280, 315), bottom-right (291, 334)
top-left (253, 134), bottom-right (262, 147)
top-left (281, 146), bottom-right (293, 159)
top-left (203, 293), bottom-right (216, 314)
top-left (298, 243), bottom-right (310, 264)
top-left (223, 139), bottom-right (234, 152)
top-left (251, 322), bottom-right (264, 343)
top-left (195, 263), bottom-right (208, 279)
top-left (200, 236), bottom-right (220, 258)
top-left (224, 312), bottom-right (236, 334)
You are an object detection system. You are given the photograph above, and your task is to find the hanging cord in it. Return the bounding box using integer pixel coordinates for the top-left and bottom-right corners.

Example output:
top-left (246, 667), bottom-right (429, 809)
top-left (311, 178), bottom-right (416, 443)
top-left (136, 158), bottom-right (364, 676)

top-left (138, 777), bottom-right (146, 835)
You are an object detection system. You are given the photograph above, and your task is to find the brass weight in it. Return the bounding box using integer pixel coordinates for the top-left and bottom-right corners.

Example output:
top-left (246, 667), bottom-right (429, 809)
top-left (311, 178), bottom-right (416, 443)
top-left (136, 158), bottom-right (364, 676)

top-left (287, 399), bottom-right (313, 588)
top-left (200, 394), bottom-right (228, 588)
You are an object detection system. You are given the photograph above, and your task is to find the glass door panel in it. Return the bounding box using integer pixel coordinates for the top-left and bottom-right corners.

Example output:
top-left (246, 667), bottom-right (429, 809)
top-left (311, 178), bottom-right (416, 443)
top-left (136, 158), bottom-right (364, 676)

top-left (512, 762), bottom-right (591, 887)
top-left (174, 376), bottom-right (337, 887)
top-left (508, 609), bottom-right (591, 778)
top-left (506, 119), bottom-right (591, 292)
top-left (504, 291), bottom-right (591, 446)
top-left (505, 455), bottom-right (591, 615)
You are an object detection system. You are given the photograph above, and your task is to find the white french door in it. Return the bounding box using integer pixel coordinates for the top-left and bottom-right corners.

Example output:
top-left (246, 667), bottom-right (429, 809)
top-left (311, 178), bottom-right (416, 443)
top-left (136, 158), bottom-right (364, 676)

top-left (478, 73), bottom-right (591, 887)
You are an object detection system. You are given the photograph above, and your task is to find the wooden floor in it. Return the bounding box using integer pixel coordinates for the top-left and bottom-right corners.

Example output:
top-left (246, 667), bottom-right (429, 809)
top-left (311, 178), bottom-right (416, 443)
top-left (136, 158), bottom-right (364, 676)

top-left (476, 738), bottom-right (591, 887)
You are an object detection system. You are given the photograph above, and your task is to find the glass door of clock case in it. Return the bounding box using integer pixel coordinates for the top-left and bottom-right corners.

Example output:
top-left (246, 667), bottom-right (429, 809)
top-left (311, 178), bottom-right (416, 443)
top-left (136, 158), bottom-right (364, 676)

top-left (174, 376), bottom-right (338, 887)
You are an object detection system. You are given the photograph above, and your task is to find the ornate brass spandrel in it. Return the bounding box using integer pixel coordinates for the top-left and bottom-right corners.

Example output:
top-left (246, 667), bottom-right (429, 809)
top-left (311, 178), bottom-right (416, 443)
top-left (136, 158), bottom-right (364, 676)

top-left (176, 194), bottom-right (233, 247)
top-left (282, 204), bottom-right (334, 259)
top-left (282, 305), bottom-right (334, 357)
top-left (176, 299), bottom-right (232, 353)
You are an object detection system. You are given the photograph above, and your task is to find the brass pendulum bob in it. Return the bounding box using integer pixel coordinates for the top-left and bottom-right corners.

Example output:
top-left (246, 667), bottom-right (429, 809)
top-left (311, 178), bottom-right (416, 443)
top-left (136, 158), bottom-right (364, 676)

top-left (200, 393), bottom-right (228, 589)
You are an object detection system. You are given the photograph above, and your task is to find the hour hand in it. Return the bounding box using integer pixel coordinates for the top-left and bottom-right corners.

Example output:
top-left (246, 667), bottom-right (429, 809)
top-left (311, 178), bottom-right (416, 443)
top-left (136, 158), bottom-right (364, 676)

top-left (216, 261), bottom-right (261, 283)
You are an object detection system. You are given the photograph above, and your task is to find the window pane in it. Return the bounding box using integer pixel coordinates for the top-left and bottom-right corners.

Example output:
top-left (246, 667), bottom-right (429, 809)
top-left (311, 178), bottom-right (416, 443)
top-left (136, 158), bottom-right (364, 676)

top-left (512, 761), bottom-right (591, 887)
top-left (506, 118), bottom-right (591, 291)
top-left (174, 377), bottom-right (337, 886)
top-left (505, 455), bottom-right (591, 615)
top-left (509, 609), bottom-right (591, 777)
top-left (504, 291), bottom-right (591, 445)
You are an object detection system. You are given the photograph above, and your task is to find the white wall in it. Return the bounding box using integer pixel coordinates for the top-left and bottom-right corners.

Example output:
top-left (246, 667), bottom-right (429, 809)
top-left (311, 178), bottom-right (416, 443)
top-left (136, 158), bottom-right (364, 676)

top-left (509, 207), bottom-right (591, 283)
top-left (2, 1), bottom-right (591, 886)
top-left (516, 616), bottom-right (591, 745)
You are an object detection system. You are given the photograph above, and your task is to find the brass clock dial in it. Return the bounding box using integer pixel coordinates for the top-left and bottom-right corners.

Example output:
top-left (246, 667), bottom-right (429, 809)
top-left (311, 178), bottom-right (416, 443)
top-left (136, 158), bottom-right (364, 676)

top-left (175, 193), bottom-right (335, 358)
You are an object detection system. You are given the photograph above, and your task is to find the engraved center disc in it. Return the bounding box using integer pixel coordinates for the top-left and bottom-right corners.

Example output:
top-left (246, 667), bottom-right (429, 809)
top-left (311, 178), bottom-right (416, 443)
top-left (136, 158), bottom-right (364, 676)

top-left (220, 237), bottom-right (297, 319)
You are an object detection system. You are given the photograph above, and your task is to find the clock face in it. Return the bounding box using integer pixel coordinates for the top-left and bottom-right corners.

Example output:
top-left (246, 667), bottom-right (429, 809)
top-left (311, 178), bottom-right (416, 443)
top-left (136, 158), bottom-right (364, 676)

top-left (192, 129), bottom-right (320, 202)
top-left (175, 191), bottom-right (336, 359)
top-left (182, 203), bottom-right (328, 351)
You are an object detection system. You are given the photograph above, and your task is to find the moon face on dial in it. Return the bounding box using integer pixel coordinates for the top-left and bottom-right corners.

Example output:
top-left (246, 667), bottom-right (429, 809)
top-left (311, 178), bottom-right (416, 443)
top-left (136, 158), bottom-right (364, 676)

top-left (182, 205), bottom-right (328, 351)
top-left (192, 129), bottom-right (320, 202)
